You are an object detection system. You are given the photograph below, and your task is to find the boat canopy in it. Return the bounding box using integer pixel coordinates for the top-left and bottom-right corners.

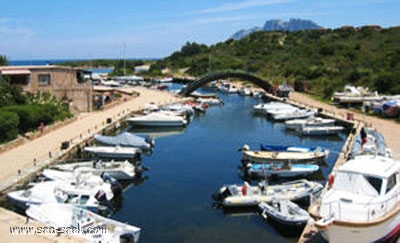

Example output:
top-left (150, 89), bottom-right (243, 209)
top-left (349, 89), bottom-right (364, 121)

top-left (333, 155), bottom-right (400, 196)
top-left (94, 132), bottom-right (151, 149)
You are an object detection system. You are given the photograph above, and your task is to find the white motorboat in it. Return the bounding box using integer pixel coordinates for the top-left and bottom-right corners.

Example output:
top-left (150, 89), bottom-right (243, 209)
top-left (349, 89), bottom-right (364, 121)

top-left (84, 146), bottom-right (142, 160)
top-left (298, 126), bottom-right (345, 136)
top-left (196, 97), bottom-right (223, 106)
top-left (126, 112), bottom-right (188, 127)
top-left (265, 106), bottom-right (299, 117)
top-left (350, 127), bottom-right (392, 158)
top-left (310, 155), bottom-right (400, 243)
top-left (253, 102), bottom-right (295, 115)
top-left (219, 81), bottom-right (238, 93)
top-left (7, 179), bottom-right (113, 211)
top-left (245, 162), bottom-right (319, 179)
top-left (161, 103), bottom-right (195, 116)
top-left (46, 160), bottom-right (141, 180)
top-left (94, 132), bottom-right (154, 150)
top-left (285, 117), bottom-right (336, 130)
top-left (332, 85), bottom-right (380, 105)
top-left (213, 179), bottom-right (322, 207)
top-left (258, 200), bottom-right (310, 227)
top-left (238, 84), bottom-right (253, 96)
top-left (272, 109), bottom-right (315, 121)
top-left (240, 145), bottom-right (328, 164)
top-left (26, 203), bottom-right (141, 243)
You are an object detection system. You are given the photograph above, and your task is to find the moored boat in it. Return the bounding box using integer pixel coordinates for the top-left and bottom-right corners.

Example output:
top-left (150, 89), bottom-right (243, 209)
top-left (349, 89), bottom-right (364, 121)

top-left (126, 112), bottom-right (188, 127)
top-left (94, 132), bottom-right (154, 150)
top-left (310, 155), bottom-right (400, 243)
top-left (84, 146), bottom-right (142, 160)
top-left (245, 162), bottom-right (319, 179)
top-left (284, 117), bottom-right (336, 130)
top-left (47, 160), bottom-right (143, 180)
top-left (258, 200), bottom-right (310, 227)
top-left (7, 179), bottom-right (113, 211)
top-left (260, 144), bottom-right (319, 153)
top-left (253, 102), bottom-right (294, 115)
top-left (241, 145), bottom-right (328, 164)
top-left (213, 179), bottom-right (322, 208)
top-left (272, 109), bottom-right (315, 121)
top-left (298, 126), bottom-right (345, 136)
top-left (26, 203), bottom-right (141, 243)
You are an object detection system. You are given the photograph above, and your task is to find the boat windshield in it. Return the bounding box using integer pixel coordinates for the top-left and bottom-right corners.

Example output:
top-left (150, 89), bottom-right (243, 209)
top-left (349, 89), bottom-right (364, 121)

top-left (364, 175), bottom-right (382, 195)
top-left (334, 172), bottom-right (383, 197)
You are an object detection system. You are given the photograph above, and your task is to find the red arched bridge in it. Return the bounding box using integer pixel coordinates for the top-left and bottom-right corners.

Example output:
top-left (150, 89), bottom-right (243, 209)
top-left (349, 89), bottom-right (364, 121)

top-left (179, 70), bottom-right (272, 96)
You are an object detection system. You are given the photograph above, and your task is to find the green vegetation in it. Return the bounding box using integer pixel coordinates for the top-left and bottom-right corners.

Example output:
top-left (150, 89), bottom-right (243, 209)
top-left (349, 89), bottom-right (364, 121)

top-left (0, 66), bottom-right (72, 143)
top-left (0, 111), bottom-right (19, 142)
top-left (154, 26), bottom-right (400, 98)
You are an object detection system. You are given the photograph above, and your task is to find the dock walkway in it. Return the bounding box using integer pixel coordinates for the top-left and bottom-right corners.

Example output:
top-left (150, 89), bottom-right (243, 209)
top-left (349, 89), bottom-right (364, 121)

top-left (263, 91), bottom-right (400, 242)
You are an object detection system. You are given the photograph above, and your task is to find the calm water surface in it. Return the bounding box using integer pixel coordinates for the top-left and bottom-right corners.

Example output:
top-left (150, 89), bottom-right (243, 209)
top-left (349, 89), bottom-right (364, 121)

top-left (111, 90), bottom-right (346, 243)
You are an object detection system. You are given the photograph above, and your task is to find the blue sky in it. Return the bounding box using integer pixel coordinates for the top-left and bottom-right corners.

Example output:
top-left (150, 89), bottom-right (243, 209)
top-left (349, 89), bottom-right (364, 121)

top-left (1, 0), bottom-right (399, 60)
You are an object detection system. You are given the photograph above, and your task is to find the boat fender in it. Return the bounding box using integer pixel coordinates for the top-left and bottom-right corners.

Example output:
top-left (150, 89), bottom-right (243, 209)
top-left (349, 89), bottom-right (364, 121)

top-left (328, 174), bottom-right (334, 189)
top-left (241, 185), bottom-right (247, 196)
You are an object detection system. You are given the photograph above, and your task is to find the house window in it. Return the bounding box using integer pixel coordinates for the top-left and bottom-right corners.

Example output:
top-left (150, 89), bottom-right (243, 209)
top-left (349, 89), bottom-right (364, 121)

top-left (38, 74), bottom-right (51, 86)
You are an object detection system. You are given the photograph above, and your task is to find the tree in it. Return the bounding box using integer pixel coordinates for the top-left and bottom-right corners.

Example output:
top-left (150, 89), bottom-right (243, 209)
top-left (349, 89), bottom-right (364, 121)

top-left (0, 55), bottom-right (8, 66)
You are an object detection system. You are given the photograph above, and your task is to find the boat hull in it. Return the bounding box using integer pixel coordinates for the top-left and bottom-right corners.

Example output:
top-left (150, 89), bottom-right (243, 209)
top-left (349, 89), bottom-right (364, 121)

top-left (317, 212), bottom-right (400, 243)
top-left (247, 164), bottom-right (319, 178)
top-left (242, 150), bottom-right (326, 164)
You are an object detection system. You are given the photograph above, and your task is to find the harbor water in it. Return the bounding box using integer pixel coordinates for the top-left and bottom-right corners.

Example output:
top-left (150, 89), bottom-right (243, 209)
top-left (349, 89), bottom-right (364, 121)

top-left (107, 89), bottom-right (347, 243)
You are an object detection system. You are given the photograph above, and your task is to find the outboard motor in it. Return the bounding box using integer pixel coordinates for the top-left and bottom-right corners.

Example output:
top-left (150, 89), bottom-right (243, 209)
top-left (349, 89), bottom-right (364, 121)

top-left (133, 151), bottom-right (142, 161)
top-left (101, 172), bottom-right (123, 197)
top-left (95, 190), bottom-right (108, 204)
top-left (212, 186), bottom-right (230, 202)
top-left (145, 136), bottom-right (155, 148)
top-left (120, 233), bottom-right (134, 243)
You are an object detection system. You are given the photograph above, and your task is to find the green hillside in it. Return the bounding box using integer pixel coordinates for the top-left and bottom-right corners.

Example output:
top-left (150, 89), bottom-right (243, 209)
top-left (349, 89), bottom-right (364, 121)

top-left (155, 26), bottom-right (400, 98)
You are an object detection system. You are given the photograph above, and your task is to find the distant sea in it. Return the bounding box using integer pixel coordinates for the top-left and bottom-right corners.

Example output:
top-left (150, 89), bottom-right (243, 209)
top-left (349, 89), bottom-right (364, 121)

top-left (8, 59), bottom-right (114, 73)
top-left (9, 59), bottom-right (75, 66)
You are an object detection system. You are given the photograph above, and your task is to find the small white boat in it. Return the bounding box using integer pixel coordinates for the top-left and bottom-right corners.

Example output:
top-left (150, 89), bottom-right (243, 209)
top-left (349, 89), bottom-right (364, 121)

top-left (238, 84), bottom-right (253, 96)
top-left (126, 112), bottom-right (187, 127)
top-left (84, 146), bottom-right (142, 160)
top-left (246, 162), bottom-right (319, 179)
top-left (196, 97), bottom-right (223, 106)
top-left (285, 117), bottom-right (336, 130)
top-left (26, 203), bottom-right (141, 243)
top-left (213, 179), bottom-right (322, 207)
top-left (253, 102), bottom-right (294, 115)
top-left (47, 160), bottom-right (141, 180)
top-left (350, 127), bottom-right (392, 158)
top-left (272, 109), bottom-right (315, 121)
top-left (241, 145), bottom-right (328, 164)
top-left (219, 82), bottom-right (238, 93)
top-left (94, 132), bottom-right (154, 150)
top-left (258, 200), bottom-right (310, 227)
top-left (298, 126), bottom-right (345, 136)
top-left (7, 179), bottom-right (113, 211)
top-left (310, 155), bottom-right (400, 243)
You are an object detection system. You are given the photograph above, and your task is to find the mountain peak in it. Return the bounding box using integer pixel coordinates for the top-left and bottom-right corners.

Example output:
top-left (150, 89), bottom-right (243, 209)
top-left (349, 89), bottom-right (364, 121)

top-left (231, 19), bottom-right (323, 40)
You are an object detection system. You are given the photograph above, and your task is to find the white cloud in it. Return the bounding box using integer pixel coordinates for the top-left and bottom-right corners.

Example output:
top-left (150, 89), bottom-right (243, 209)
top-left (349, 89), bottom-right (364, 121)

top-left (195, 0), bottom-right (294, 14)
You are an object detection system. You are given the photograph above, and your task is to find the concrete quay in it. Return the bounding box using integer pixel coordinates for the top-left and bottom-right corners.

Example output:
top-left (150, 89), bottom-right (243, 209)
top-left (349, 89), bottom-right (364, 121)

top-left (0, 87), bottom-right (183, 242)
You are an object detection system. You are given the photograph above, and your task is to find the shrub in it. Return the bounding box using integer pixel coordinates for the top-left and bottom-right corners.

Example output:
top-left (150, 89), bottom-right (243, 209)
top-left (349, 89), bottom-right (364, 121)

top-left (0, 111), bottom-right (19, 143)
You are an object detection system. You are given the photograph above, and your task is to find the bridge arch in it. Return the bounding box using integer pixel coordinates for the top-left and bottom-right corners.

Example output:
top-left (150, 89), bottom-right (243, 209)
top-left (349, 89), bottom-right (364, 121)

top-left (179, 70), bottom-right (272, 96)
